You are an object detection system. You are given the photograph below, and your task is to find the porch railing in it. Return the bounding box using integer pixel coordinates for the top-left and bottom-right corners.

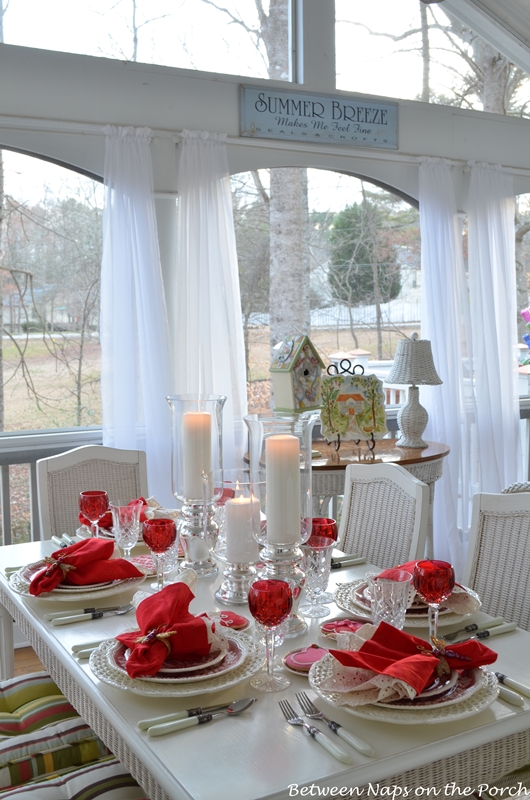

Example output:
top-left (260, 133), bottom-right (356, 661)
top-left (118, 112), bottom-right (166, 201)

top-left (0, 427), bottom-right (103, 545)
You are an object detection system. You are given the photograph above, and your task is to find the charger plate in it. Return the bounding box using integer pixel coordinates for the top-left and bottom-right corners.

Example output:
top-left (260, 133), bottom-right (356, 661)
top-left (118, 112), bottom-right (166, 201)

top-left (334, 580), bottom-right (469, 628)
top-left (309, 657), bottom-right (498, 724)
top-left (9, 562), bottom-right (145, 602)
top-left (89, 633), bottom-right (263, 697)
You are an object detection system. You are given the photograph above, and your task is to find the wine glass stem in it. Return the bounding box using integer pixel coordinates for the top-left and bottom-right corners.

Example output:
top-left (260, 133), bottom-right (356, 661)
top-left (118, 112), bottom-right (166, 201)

top-left (429, 604), bottom-right (440, 643)
top-left (265, 627), bottom-right (276, 682)
top-left (156, 555), bottom-right (164, 591)
top-left (91, 522), bottom-right (99, 538)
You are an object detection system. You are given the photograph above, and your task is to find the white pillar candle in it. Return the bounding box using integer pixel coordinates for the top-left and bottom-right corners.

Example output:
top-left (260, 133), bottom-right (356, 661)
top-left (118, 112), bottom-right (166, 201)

top-left (265, 434), bottom-right (301, 544)
top-left (225, 493), bottom-right (260, 563)
top-left (182, 412), bottom-right (212, 499)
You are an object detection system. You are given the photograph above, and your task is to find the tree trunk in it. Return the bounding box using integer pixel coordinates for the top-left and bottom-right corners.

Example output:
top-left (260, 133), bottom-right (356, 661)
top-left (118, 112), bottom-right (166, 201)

top-left (0, 3), bottom-right (5, 432)
top-left (477, 43), bottom-right (510, 114)
top-left (420, 1), bottom-right (430, 103)
top-left (269, 168), bottom-right (310, 348)
top-left (259, 0), bottom-right (311, 353)
top-left (516, 221), bottom-right (530, 341)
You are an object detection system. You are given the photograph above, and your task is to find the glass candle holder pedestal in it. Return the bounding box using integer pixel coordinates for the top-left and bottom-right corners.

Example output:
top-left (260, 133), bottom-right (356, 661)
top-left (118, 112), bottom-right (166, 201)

top-left (178, 499), bottom-right (219, 578)
top-left (214, 557), bottom-right (257, 605)
top-left (167, 394), bottom-right (226, 580)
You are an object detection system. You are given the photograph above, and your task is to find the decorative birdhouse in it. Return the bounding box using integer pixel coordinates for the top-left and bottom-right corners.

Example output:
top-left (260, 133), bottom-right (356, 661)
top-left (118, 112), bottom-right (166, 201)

top-left (270, 335), bottom-right (325, 413)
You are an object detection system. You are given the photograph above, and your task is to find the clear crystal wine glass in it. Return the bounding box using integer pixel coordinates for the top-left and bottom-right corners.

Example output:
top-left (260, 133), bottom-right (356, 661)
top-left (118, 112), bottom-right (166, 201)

top-left (110, 500), bottom-right (142, 559)
top-left (299, 536), bottom-right (335, 618)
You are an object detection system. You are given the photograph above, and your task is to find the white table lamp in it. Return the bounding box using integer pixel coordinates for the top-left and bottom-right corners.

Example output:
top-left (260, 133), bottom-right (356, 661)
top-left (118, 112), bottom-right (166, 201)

top-left (386, 333), bottom-right (442, 448)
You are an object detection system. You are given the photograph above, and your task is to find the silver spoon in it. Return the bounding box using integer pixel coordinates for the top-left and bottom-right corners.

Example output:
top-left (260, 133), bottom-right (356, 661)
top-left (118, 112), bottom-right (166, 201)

top-left (146, 697), bottom-right (256, 737)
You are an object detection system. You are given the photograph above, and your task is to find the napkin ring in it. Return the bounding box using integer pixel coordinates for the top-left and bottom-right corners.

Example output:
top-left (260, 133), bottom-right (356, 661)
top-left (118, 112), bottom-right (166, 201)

top-left (43, 555), bottom-right (77, 577)
top-left (417, 640), bottom-right (471, 678)
top-left (134, 627), bottom-right (177, 654)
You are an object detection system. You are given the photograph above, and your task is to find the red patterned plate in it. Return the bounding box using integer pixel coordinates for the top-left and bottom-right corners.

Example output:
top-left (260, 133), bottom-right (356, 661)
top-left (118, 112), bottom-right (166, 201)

top-left (111, 636), bottom-right (247, 684)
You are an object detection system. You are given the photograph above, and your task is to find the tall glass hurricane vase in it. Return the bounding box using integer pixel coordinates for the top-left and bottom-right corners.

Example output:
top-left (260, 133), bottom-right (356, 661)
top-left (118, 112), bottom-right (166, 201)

top-left (244, 412), bottom-right (318, 637)
top-left (167, 394), bottom-right (226, 578)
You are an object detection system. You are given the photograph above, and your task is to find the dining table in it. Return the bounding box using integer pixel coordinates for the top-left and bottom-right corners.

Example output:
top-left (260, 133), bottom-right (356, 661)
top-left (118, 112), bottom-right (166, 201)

top-left (0, 539), bottom-right (529, 800)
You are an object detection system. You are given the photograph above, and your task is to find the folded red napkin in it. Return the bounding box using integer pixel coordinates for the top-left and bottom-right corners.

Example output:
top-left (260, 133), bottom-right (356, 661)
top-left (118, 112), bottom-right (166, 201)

top-left (79, 497), bottom-right (148, 530)
top-left (116, 582), bottom-right (212, 678)
top-left (330, 620), bottom-right (497, 695)
top-left (29, 539), bottom-right (143, 596)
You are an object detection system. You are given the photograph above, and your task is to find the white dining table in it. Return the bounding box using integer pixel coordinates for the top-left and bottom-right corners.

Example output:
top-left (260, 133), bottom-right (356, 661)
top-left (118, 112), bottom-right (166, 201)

top-left (0, 540), bottom-right (529, 800)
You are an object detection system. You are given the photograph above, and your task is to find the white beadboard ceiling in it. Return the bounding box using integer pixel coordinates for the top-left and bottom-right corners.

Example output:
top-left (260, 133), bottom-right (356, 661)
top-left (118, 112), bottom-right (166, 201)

top-left (442, 0), bottom-right (530, 73)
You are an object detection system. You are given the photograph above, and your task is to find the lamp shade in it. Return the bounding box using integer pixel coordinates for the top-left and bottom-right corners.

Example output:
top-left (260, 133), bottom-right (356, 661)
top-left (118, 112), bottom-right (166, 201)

top-left (386, 334), bottom-right (442, 386)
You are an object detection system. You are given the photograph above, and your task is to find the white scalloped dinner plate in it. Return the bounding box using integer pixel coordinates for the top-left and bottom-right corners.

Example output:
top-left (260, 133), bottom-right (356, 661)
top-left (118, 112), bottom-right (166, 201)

top-left (116, 638), bottom-right (245, 683)
top-left (89, 633), bottom-right (264, 697)
top-left (309, 656), bottom-right (498, 724)
top-left (334, 580), bottom-right (469, 628)
top-left (9, 563), bottom-right (145, 602)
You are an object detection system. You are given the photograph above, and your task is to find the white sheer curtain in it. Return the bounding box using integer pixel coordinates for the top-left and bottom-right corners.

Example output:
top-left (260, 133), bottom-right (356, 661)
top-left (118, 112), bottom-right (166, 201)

top-left (100, 126), bottom-right (173, 505)
top-left (174, 130), bottom-right (247, 467)
top-left (467, 162), bottom-right (520, 492)
top-left (419, 158), bottom-right (476, 573)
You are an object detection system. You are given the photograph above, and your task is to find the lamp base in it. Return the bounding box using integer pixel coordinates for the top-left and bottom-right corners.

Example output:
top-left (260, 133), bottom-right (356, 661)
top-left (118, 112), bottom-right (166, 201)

top-left (396, 386), bottom-right (429, 449)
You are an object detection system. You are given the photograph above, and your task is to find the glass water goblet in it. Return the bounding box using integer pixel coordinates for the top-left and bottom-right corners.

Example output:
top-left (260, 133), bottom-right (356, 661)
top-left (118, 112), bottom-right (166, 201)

top-left (308, 517), bottom-right (338, 603)
top-left (79, 490), bottom-right (109, 539)
top-left (248, 579), bottom-right (293, 692)
top-left (143, 518), bottom-right (177, 592)
top-left (110, 500), bottom-right (142, 559)
top-left (413, 559), bottom-right (455, 645)
top-left (299, 536), bottom-right (335, 618)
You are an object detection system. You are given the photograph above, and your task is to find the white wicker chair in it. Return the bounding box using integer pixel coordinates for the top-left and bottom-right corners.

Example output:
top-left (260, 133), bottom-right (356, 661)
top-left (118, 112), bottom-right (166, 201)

top-left (36, 445), bottom-right (148, 540)
top-left (336, 462), bottom-right (429, 569)
top-left (462, 492), bottom-right (530, 631)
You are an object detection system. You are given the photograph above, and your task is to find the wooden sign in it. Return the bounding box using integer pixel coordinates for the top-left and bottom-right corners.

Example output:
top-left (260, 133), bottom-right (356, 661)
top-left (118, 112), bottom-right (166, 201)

top-left (240, 85), bottom-right (398, 149)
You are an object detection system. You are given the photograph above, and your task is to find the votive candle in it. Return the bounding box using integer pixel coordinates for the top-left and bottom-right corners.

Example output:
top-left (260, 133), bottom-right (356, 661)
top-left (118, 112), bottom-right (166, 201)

top-left (225, 492), bottom-right (260, 563)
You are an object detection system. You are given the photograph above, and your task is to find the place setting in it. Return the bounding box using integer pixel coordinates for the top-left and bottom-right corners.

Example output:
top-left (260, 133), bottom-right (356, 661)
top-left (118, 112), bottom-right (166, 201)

top-left (308, 560), bottom-right (504, 725)
top-left (88, 571), bottom-right (264, 699)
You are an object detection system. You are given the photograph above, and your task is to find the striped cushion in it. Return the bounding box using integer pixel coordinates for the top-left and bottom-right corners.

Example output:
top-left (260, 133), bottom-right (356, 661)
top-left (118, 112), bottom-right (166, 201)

top-left (0, 757), bottom-right (147, 798)
top-left (0, 674), bottom-right (79, 737)
top-left (0, 717), bottom-right (110, 791)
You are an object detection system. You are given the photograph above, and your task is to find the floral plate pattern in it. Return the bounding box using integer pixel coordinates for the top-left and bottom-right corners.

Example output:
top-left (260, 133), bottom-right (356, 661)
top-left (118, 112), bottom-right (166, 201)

top-left (309, 656), bottom-right (499, 724)
top-left (9, 561), bottom-right (145, 602)
top-left (89, 633), bottom-right (263, 697)
top-left (117, 637), bottom-right (247, 683)
top-left (334, 580), bottom-right (469, 628)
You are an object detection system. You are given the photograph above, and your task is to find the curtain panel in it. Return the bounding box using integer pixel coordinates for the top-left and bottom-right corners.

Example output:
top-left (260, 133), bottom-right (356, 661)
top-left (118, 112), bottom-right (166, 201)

top-left (467, 162), bottom-right (520, 493)
top-left (174, 130), bottom-right (248, 467)
top-left (419, 157), bottom-right (476, 574)
top-left (100, 125), bottom-right (173, 505)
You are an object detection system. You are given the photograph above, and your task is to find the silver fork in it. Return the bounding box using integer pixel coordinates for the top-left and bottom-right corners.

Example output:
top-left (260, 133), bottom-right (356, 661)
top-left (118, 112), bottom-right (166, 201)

top-left (278, 699), bottom-right (351, 764)
top-left (296, 692), bottom-right (374, 757)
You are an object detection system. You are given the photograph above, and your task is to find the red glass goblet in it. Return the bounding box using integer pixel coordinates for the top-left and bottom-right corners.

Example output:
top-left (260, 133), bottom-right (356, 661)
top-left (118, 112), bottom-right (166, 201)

top-left (143, 518), bottom-right (177, 592)
top-left (248, 579), bottom-right (292, 692)
top-left (310, 517), bottom-right (338, 542)
top-left (413, 559), bottom-right (455, 644)
top-left (79, 490), bottom-right (109, 539)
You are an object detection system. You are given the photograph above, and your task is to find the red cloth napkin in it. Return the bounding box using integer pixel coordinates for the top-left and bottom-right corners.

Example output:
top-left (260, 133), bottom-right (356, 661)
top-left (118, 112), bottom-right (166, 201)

top-left (116, 582), bottom-right (211, 678)
top-left (79, 497), bottom-right (148, 530)
top-left (330, 620), bottom-right (497, 695)
top-left (29, 539), bottom-right (143, 596)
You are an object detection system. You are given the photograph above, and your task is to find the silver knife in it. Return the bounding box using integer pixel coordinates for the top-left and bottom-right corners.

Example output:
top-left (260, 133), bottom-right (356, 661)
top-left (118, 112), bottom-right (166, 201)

top-left (137, 701), bottom-right (241, 730)
top-left (456, 622), bottom-right (517, 642)
top-left (50, 603), bottom-right (134, 626)
top-left (45, 605), bottom-right (127, 621)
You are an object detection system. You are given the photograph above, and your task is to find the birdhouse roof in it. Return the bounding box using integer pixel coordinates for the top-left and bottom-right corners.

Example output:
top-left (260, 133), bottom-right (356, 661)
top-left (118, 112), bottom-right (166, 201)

top-left (270, 335), bottom-right (325, 372)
